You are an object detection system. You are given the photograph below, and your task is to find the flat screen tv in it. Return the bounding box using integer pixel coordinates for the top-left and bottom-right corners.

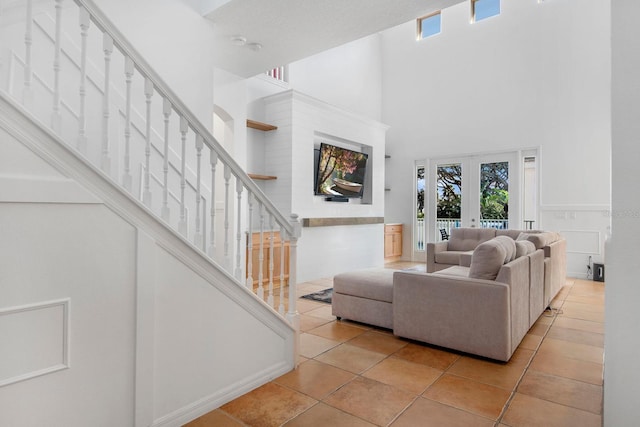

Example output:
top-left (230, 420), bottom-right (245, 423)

top-left (315, 143), bottom-right (368, 198)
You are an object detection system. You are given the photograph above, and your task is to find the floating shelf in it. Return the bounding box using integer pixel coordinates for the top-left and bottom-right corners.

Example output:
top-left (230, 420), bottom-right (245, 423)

top-left (246, 119), bottom-right (277, 131)
top-left (302, 217), bottom-right (385, 227)
top-left (248, 173), bottom-right (277, 181)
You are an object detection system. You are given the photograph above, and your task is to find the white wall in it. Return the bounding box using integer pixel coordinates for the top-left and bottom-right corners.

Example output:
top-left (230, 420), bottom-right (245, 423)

top-left (288, 34), bottom-right (383, 121)
top-left (606, 1), bottom-right (640, 424)
top-left (93, 0), bottom-right (216, 129)
top-left (380, 0), bottom-right (611, 277)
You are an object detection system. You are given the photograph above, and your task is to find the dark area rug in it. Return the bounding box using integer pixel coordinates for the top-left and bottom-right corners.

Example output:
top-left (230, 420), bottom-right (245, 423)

top-left (300, 288), bottom-right (333, 304)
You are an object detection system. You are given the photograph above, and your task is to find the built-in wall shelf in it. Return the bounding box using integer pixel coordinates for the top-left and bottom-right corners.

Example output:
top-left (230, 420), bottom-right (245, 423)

top-left (248, 174), bottom-right (277, 181)
top-left (302, 217), bottom-right (384, 227)
top-left (246, 119), bottom-right (278, 131)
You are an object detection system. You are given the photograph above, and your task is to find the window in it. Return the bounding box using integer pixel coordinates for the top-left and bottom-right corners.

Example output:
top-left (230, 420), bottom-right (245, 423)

top-left (472, 0), bottom-right (500, 22)
top-left (417, 12), bottom-right (441, 40)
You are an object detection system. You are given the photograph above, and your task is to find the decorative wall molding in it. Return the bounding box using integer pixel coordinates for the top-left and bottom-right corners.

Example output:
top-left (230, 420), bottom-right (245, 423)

top-left (560, 230), bottom-right (602, 255)
top-left (0, 298), bottom-right (70, 388)
top-left (0, 175), bottom-right (101, 204)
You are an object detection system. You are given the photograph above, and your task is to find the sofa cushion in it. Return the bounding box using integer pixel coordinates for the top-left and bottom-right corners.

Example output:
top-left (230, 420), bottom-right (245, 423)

top-left (448, 228), bottom-right (496, 251)
top-left (469, 239), bottom-right (507, 280)
top-left (433, 265), bottom-right (470, 278)
top-left (515, 240), bottom-right (536, 258)
top-left (520, 231), bottom-right (560, 249)
top-left (333, 268), bottom-right (396, 303)
top-left (494, 235), bottom-right (516, 263)
top-left (435, 250), bottom-right (472, 265)
top-left (496, 229), bottom-right (523, 240)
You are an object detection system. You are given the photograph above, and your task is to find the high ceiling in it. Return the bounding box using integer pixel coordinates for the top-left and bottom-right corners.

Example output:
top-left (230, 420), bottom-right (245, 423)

top-left (204, 0), bottom-right (465, 77)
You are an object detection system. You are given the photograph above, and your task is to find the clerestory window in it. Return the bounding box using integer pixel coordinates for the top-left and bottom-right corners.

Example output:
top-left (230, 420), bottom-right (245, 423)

top-left (417, 12), bottom-right (441, 40)
top-left (472, 0), bottom-right (500, 22)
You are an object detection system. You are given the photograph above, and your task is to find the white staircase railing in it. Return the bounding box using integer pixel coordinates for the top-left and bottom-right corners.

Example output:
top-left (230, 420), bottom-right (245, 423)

top-left (0, 0), bottom-right (300, 327)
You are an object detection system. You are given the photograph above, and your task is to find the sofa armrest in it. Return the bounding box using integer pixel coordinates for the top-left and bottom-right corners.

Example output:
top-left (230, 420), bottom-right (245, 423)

top-left (426, 241), bottom-right (449, 273)
top-left (459, 252), bottom-right (472, 267)
top-left (392, 271), bottom-right (512, 361)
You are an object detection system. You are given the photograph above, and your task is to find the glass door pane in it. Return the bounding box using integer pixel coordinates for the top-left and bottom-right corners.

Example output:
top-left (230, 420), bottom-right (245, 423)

top-left (479, 161), bottom-right (509, 230)
top-left (436, 163), bottom-right (462, 240)
top-left (416, 165), bottom-right (425, 250)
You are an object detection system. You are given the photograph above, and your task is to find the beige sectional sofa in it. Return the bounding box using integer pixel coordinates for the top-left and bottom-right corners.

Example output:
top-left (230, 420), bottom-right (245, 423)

top-left (332, 228), bottom-right (566, 362)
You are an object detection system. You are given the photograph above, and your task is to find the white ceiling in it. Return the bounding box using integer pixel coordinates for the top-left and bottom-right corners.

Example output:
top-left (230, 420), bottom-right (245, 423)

top-left (205, 0), bottom-right (465, 77)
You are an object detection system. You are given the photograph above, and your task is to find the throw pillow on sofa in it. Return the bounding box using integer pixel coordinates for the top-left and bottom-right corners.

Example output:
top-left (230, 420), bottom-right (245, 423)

top-left (469, 239), bottom-right (507, 280)
top-left (494, 235), bottom-right (516, 263)
top-left (515, 240), bottom-right (536, 258)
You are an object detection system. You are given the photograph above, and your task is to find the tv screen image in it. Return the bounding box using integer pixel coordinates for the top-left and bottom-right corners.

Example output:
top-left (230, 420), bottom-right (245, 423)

top-left (315, 143), bottom-right (368, 198)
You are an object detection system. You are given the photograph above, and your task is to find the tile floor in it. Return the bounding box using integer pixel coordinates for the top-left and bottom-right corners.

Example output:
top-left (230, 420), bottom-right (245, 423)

top-left (185, 262), bottom-right (604, 427)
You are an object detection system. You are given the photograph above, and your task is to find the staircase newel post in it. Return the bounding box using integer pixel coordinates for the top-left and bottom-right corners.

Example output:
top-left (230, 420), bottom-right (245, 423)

top-left (287, 213), bottom-right (302, 364)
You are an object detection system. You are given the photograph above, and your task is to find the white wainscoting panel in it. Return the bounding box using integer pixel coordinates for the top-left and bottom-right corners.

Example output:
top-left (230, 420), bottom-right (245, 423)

top-left (561, 230), bottom-right (601, 255)
top-left (0, 298), bottom-right (70, 387)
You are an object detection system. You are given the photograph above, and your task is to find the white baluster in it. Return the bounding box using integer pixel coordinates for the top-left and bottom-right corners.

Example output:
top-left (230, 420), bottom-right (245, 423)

top-left (246, 192), bottom-right (254, 289)
top-left (278, 225), bottom-right (286, 316)
top-left (51, 0), bottom-right (63, 134)
top-left (101, 33), bottom-right (113, 175)
top-left (234, 176), bottom-right (243, 281)
top-left (194, 135), bottom-right (204, 249)
top-left (161, 98), bottom-right (171, 222)
top-left (23, 0), bottom-right (33, 109)
top-left (122, 56), bottom-right (134, 191)
top-left (257, 203), bottom-right (265, 299)
top-left (223, 164), bottom-right (231, 264)
top-left (143, 78), bottom-right (153, 207)
top-left (208, 150), bottom-right (218, 257)
top-left (267, 215), bottom-right (275, 308)
top-left (178, 116), bottom-right (188, 236)
top-left (77, 6), bottom-right (90, 154)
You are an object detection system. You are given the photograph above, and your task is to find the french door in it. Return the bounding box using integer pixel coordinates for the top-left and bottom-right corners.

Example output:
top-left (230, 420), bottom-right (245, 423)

top-left (428, 152), bottom-right (521, 242)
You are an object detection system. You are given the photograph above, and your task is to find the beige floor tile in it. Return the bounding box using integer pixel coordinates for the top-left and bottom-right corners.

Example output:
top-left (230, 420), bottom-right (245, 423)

top-left (300, 314), bottom-right (332, 332)
top-left (552, 316), bottom-right (604, 334)
top-left (565, 294), bottom-right (605, 305)
top-left (527, 321), bottom-right (551, 337)
top-left (562, 300), bottom-right (605, 314)
top-left (299, 333), bottom-right (341, 358)
top-left (422, 374), bottom-right (511, 420)
top-left (184, 409), bottom-right (244, 426)
top-left (347, 330), bottom-right (409, 355)
top-left (324, 376), bottom-right (415, 426)
top-left (393, 343), bottom-right (460, 371)
top-left (307, 321), bottom-right (367, 342)
top-left (305, 304), bottom-right (337, 321)
top-left (537, 338), bottom-right (604, 364)
top-left (502, 393), bottom-right (602, 427)
top-left (283, 403), bottom-right (375, 427)
top-left (518, 333), bottom-right (543, 351)
top-left (316, 343), bottom-right (387, 374)
top-left (391, 397), bottom-right (495, 427)
top-left (275, 359), bottom-right (356, 400)
top-left (220, 382), bottom-right (317, 427)
top-left (446, 355), bottom-right (527, 391)
top-left (363, 356), bottom-right (443, 394)
top-left (296, 298), bottom-right (328, 314)
top-left (517, 371), bottom-right (603, 414)
top-left (529, 352), bottom-right (603, 385)
top-left (547, 325), bottom-right (604, 348)
top-left (558, 307), bottom-right (604, 323)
